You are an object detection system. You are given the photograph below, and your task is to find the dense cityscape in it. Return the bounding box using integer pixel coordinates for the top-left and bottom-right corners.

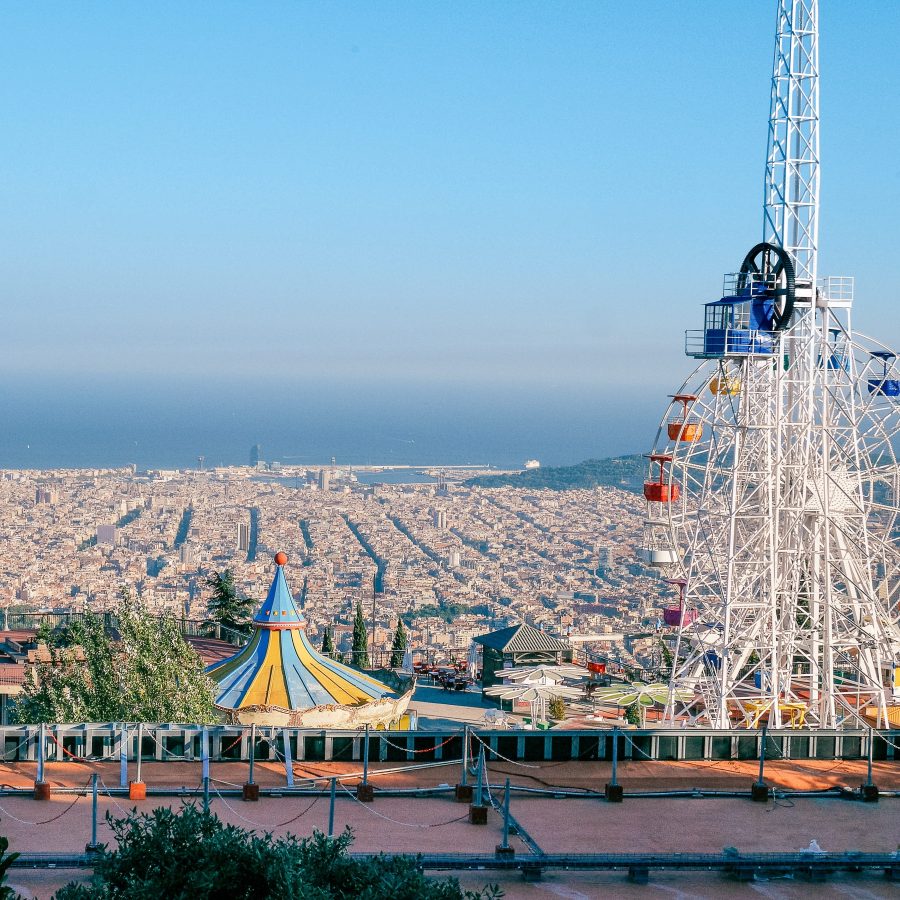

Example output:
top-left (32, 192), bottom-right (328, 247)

top-left (2, 459), bottom-right (669, 672)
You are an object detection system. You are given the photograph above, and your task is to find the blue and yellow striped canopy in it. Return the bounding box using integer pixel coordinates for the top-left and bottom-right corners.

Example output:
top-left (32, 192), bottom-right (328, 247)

top-left (207, 559), bottom-right (393, 711)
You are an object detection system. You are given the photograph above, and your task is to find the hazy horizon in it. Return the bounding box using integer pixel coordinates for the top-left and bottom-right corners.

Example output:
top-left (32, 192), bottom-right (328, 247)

top-left (0, 375), bottom-right (659, 471)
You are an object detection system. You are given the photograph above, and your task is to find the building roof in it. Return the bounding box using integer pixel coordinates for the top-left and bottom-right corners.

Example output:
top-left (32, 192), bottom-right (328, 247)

top-left (208, 555), bottom-right (395, 711)
top-left (252, 564), bottom-right (305, 629)
top-left (474, 622), bottom-right (568, 654)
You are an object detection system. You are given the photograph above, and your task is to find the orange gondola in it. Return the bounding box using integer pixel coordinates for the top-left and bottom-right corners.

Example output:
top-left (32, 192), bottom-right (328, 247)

top-left (667, 394), bottom-right (702, 441)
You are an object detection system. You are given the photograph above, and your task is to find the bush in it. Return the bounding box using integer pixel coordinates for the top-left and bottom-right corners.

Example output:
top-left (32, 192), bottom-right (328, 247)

top-left (0, 836), bottom-right (20, 900)
top-left (547, 696), bottom-right (567, 721)
top-left (54, 805), bottom-right (501, 900)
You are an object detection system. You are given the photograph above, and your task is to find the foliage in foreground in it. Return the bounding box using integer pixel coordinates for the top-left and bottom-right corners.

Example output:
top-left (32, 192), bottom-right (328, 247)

top-left (14, 599), bottom-right (216, 724)
top-left (0, 835), bottom-right (19, 900)
top-left (53, 805), bottom-right (501, 900)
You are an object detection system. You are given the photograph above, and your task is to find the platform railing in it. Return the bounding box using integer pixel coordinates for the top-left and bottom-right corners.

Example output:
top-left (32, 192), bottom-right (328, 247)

top-left (0, 723), bottom-right (895, 766)
top-left (685, 328), bottom-right (778, 359)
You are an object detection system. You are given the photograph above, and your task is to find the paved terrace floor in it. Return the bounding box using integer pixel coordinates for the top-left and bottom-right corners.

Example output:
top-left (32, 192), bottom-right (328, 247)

top-left (0, 756), bottom-right (896, 898)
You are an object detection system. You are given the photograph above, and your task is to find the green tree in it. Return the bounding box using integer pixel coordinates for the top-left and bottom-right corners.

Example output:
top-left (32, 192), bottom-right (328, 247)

top-left (53, 805), bottom-right (500, 899)
top-left (624, 702), bottom-right (642, 726)
top-left (351, 600), bottom-right (369, 669)
top-left (321, 627), bottom-right (334, 656)
top-left (14, 598), bottom-right (216, 724)
top-left (205, 569), bottom-right (255, 635)
top-left (389, 619), bottom-right (407, 668)
top-left (547, 695), bottom-right (566, 721)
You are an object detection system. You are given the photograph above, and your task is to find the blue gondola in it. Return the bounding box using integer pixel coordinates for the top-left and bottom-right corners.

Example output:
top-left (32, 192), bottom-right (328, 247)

top-left (868, 350), bottom-right (900, 396)
top-left (818, 328), bottom-right (850, 371)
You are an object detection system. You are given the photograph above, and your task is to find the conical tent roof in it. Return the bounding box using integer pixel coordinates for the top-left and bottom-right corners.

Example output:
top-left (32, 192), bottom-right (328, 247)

top-left (253, 565), bottom-right (305, 628)
top-left (208, 554), bottom-right (395, 711)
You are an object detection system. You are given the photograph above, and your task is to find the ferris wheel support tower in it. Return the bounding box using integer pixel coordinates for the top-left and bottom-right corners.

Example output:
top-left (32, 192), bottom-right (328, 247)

top-left (641, 0), bottom-right (900, 730)
top-left (764, 0), bottom-right (819, 286)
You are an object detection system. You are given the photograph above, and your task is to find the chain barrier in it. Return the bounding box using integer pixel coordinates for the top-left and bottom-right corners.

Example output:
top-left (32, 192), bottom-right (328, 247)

top-left (378, 734), bottom-right (456, 755)
top-left (0, 736), bottom-right (30, 762)
top-left (99, 777), bottom-right (138, 819)
top-left (338, 782), bottom-right (468, 828)
top-left (471, 733), bottom-right (540, 769)
top-left (48, 733), bottom-right (119, 762)
top-left (208, 782), bottom-right (322, 831)
top-left (0, 778), bottom-right (92, 827)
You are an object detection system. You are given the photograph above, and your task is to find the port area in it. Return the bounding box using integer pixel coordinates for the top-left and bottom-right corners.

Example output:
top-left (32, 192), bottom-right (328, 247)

top-left (1, 755), bottom-right (897, 898)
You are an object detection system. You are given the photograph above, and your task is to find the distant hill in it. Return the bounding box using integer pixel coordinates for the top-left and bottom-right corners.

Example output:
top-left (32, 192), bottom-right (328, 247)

top-left (464, 455), bottom-right (645, 492)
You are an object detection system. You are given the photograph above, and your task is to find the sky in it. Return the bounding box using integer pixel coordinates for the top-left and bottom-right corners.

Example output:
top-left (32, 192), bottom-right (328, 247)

top-left (1, 2), bottom-right (900, 443)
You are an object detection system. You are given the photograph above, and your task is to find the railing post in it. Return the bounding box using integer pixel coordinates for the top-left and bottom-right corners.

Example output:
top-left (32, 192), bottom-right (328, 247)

top-left (328, 777), bottom-right (336, 836)
top-left (37, 722), bottom-right (45, 783)
top-left (862, 727), bottom-right (879, 801)
top-left (243, 724), bottom-right (259, 801)
top-left (87, 772), bottom-right (99, 852)
top-left (494, 777), bottom-right (513, 857)
top-left (356, 724), bottom-right (373, 801)
top-left (201, 726), bottom-right (210, 786)
top-left (363, 724), bottom-right (369, 785)
top-left (33, 722), bottom-right (50, 799)
top-left (248, 724), bottom-right (256, 784)
top-left (469, 747), bottom-right (487, 824)
top-left (282, 728), bottom-right (294, 788)
top-left (119, 723), bottom-right (128, 788)
top-left (751, 725), bottom-right (769, 801)
top-left (129, 723), bottom-right (146, 800)
top-left (203, 775), bottom-right (210, 813)
top-left (605, 726), bottom-right (623, 802)
top-left (455, 724), bottom-right (473, 802)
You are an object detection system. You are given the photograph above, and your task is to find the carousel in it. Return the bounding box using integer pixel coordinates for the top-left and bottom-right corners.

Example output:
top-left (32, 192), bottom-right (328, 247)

top-left (207, 552), bottom-right (412, 727)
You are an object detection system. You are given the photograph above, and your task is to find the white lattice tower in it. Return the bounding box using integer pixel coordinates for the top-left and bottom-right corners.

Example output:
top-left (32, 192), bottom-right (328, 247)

top-left (763, 0), bottom-right (819, 285)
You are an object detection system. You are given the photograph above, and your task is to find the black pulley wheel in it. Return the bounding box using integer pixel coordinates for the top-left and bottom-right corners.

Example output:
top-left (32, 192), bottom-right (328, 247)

top-left (737, 242), bottom-right (796, 331)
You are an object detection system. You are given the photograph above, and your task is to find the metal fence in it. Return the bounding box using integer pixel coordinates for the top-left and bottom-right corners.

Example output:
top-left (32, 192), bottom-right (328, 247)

top-left (0, 724), bottom-right (896, 765)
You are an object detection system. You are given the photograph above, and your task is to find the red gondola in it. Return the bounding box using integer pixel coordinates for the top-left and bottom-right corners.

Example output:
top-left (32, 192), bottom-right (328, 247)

top-left (644, 454), bottom-right (680, 503)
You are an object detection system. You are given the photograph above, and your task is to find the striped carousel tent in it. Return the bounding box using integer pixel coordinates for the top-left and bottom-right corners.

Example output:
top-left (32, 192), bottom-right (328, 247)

top-left (207, 553), bottom-right (407, 726)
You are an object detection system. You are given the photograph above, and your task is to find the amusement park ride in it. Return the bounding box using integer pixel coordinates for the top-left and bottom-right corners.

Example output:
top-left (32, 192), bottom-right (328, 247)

top-left (640, 0), bottom-right (900, 730)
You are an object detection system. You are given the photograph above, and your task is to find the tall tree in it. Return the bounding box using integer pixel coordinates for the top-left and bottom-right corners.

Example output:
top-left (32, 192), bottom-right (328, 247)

top-left (205, 569), bottom-right (255, 635)
top-left (389, 619), bottom-right (407, 668)
top-left (320, 627), bottom-right (334, 656)
top-left (351, 600), bottom-right (369, 669)
top-left (14, 598), bottom-right (215, 724)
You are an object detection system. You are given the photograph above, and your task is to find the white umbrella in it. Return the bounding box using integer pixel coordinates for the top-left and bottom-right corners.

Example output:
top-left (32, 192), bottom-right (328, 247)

top-left (467, 642), bottom-right (479, 679)
top-left (497, 664), bottom-right (587, 685)
top-left (400, 649), bottom-right (414, 673)
top-left (484, 682), bottom-right (582, 724)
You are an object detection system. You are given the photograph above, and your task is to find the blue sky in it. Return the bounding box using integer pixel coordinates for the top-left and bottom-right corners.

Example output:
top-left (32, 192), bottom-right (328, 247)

top-left (1, 0), bottom-right (899, 395)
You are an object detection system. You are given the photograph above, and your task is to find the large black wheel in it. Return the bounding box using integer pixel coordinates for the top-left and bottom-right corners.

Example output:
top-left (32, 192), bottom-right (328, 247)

top-left (737, 242), bottom-right (796, 331)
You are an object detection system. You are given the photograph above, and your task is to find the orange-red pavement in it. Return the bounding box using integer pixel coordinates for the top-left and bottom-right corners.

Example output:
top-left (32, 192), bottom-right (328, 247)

top-left (0, 757), bottom-right (897, 792)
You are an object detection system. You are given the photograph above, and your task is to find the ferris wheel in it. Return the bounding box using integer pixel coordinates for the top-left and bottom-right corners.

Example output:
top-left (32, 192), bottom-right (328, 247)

top-left (637, 0), bottom-right (900, 729)
top-left (641, 275), bottom-right (900, 728)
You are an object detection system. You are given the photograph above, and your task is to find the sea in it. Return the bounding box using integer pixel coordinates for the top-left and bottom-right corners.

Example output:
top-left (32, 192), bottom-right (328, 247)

top-left (0, 376), bottom-right (661, 471)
